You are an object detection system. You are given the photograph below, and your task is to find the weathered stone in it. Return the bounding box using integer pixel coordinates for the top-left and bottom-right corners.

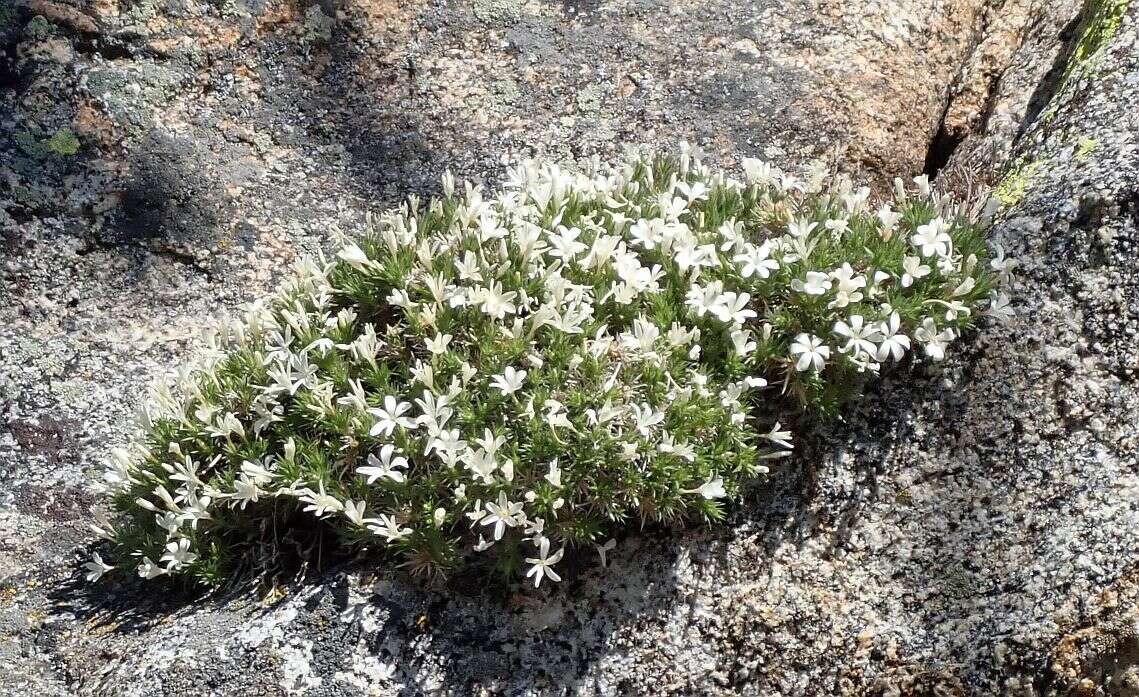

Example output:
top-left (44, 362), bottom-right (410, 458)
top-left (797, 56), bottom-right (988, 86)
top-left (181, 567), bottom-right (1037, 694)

top-left (3, 0), bottom-right (1138, 695)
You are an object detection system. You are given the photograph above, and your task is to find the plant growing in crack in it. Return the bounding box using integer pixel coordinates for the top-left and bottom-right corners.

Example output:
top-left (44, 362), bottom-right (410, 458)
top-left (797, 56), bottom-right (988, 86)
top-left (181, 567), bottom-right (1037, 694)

top-left (88, 145), bottom-right (1013, 589)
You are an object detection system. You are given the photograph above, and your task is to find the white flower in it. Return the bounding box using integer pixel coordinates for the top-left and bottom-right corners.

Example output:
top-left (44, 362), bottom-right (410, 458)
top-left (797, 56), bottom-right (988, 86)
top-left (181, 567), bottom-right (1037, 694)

top-left (914, 318), bottom-right (955, 361)
top-left (875, 312), bottom-right (911, 362)
top-left (478, 281), bottom-right (517, 320)
top-left (544, 459), bottom-right (562, 487)
top-left (160, 537), bottom-right (198, 570)
top-left (490, 366), bottom-right (527, 396)
top-left (658, 432), bottom-right (697, 461)
top-left (912, 218), bottom-right (951, 257)
top-left (791, 271), bottom-right (832, 296)
top-left (585, 400), bottom-right (622, 426)
top-left (480, 492), bottom-right (523, 540)
top-left (788, 218), bottom-right (817, 238)
top-left (367, 514), bottom-right (412, 542)
top-left (764, 422), bottom-right (793, 449)
top-left (357, 444), bottom-right (408, 484)
top-left (912, 173), bottom-right (932, 197)
top-left (179, 492), bottom-right (213, 529)
top-left (241, 459), bottom-right (277, 485)
top-left (951, 277), bottom-right (976, 297)
top-left (137, 557), bottom-right (167, 579)
top-left (685, 281), bottom-right (722, 318)
top-left (523, 516), bottom-right (545, 538)
top-left (829, 263), bottom-right (866, 308)
top-left (337, 243), bottom-right (374, 271)
top-left (231, 475), bottom-right (264, 509)
top-left (156, 511), bottom-right (181, 535)
top-left (300, 481), bottom-right (343, 517)
top-left (467, 448), bottom-right (499, 482)
top-left (630, 402), bottom-right (664, 436)
top-left (84, 552), bottom-right (114, 582)
top-left (386, 289), bottom-right (414, 309)
top-left (524, 537), bottom-right (564, 587)
top-left (689, 476), bottom-right (726, 500)
top-left (711, 291), bottom-right (757, 326)
top-left (629, 218), bottom-right (665, 250)
top-left (876, 204), bottom-right (902, 237)
top-left (425, 333), bottom-right (452, 355)
top-left (454, 251), bottom-right (484, 282)
top-left (675, 180), bottom-right (708, 201)
top-left (901, 256), bottom-right (930, 287)
top-left (825, 218), bottom-right (849, 236)
top-left (730, 329), bottom-right (757, 357)
top-left (733, 242), bottom-right (779, 279)
top-left (368, 396), bottom-right (417, 437)
top-left (473, 428), bottom-right (505, 458)
top-left (427, 429), bottom-right (467, 464)
top-left (942, 300), bottom-right (971, 321)
top-left (833, 315), bottom-right (882, 357)
top-left (415, 391), bottom-right (453, 435)
top-left (549, 226), bottom-right (587, 260)
top-left (343, 500), bottom-right (369, 526)
top-left (741, 157), bottom-right (779, 185)
top-left (789, 333), bottom-right (830, 372)
top-left (658, 194), bottom-right (688, 221)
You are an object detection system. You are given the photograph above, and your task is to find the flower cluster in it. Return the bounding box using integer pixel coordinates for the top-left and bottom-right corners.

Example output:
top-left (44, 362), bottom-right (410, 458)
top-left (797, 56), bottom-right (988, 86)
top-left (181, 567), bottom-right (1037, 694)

top-left (90, 146), bottom-right (1011, 587)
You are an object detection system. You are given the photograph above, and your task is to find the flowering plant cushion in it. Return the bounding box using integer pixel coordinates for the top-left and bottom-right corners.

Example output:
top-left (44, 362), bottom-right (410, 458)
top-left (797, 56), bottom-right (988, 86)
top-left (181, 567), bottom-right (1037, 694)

top-left (90, 147), bottom-right (1011, 587)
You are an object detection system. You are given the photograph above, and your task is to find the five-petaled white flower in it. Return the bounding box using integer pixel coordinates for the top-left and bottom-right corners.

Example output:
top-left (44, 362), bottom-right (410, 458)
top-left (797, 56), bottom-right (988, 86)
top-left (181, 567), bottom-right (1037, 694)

top-left (369, 396), bottom-right (417, 437)
top-left (901, 256), bottom-right (931, 287)
top-left (137, 557), bottom-right (166, 579)
top-left (912, 218), bottom-right (952, 257)
top-left (833, 315), bottom-right (882, 357)
top-left (480, 492), bottom-right (524, 541)
top-left (914, 318), bottom-right (955, 361)
top-left (829, 264), bottom-right (866, 308)
top-left (357, 444), bottom-right (409, 484)
top-left (730, 329), bottom-right (757, 357)
top-left (790, 333), bottom-right (831, 372)
top-left (367, 514), bottom-right (412, 542)
top-left (876, 312), bottom-right (911, 361)
top-left (160, 538), bottom-right (198, 570)
top-left (712, 292), bottom-right (757, 326)
top-left (524, 536), bottom-right (565, 587)
top-left (300, 481), bottom-right (343, 517)
top-left (343, 500), bottom-right (369, 526)
top-left (490, 366), bottom-right (527, 396)
top-left (734, 242), bottom-right (780, 279)
top-left (791, 271), bottom-right (832, 296)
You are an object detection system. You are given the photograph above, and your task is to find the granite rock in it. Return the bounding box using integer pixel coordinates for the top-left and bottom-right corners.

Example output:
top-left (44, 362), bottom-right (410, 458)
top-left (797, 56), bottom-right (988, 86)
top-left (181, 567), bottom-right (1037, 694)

top-left (2, 0), bottom-right (1138, 695)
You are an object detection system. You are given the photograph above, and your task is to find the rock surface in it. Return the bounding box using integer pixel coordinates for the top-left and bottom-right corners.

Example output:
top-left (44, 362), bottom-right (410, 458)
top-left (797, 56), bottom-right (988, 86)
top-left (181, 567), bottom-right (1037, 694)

top-left (2, 0), bottom-right (1138, 695)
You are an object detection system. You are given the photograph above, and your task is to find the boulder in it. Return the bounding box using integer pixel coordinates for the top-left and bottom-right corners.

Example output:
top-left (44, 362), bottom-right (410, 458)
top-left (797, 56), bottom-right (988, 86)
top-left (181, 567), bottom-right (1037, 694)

top-left (2, 0), bottom-right (1137, 694)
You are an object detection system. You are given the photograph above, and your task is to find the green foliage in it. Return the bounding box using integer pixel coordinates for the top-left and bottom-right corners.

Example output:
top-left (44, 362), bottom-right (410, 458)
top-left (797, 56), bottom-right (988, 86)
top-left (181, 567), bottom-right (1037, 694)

top-left (89, 148), bottom-right (1010, 589)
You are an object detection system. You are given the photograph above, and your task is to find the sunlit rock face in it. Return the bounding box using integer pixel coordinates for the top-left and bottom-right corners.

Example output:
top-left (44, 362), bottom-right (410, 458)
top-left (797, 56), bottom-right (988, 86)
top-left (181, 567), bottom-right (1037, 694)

top-left (3, 0), bottom-right (1136, 695)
